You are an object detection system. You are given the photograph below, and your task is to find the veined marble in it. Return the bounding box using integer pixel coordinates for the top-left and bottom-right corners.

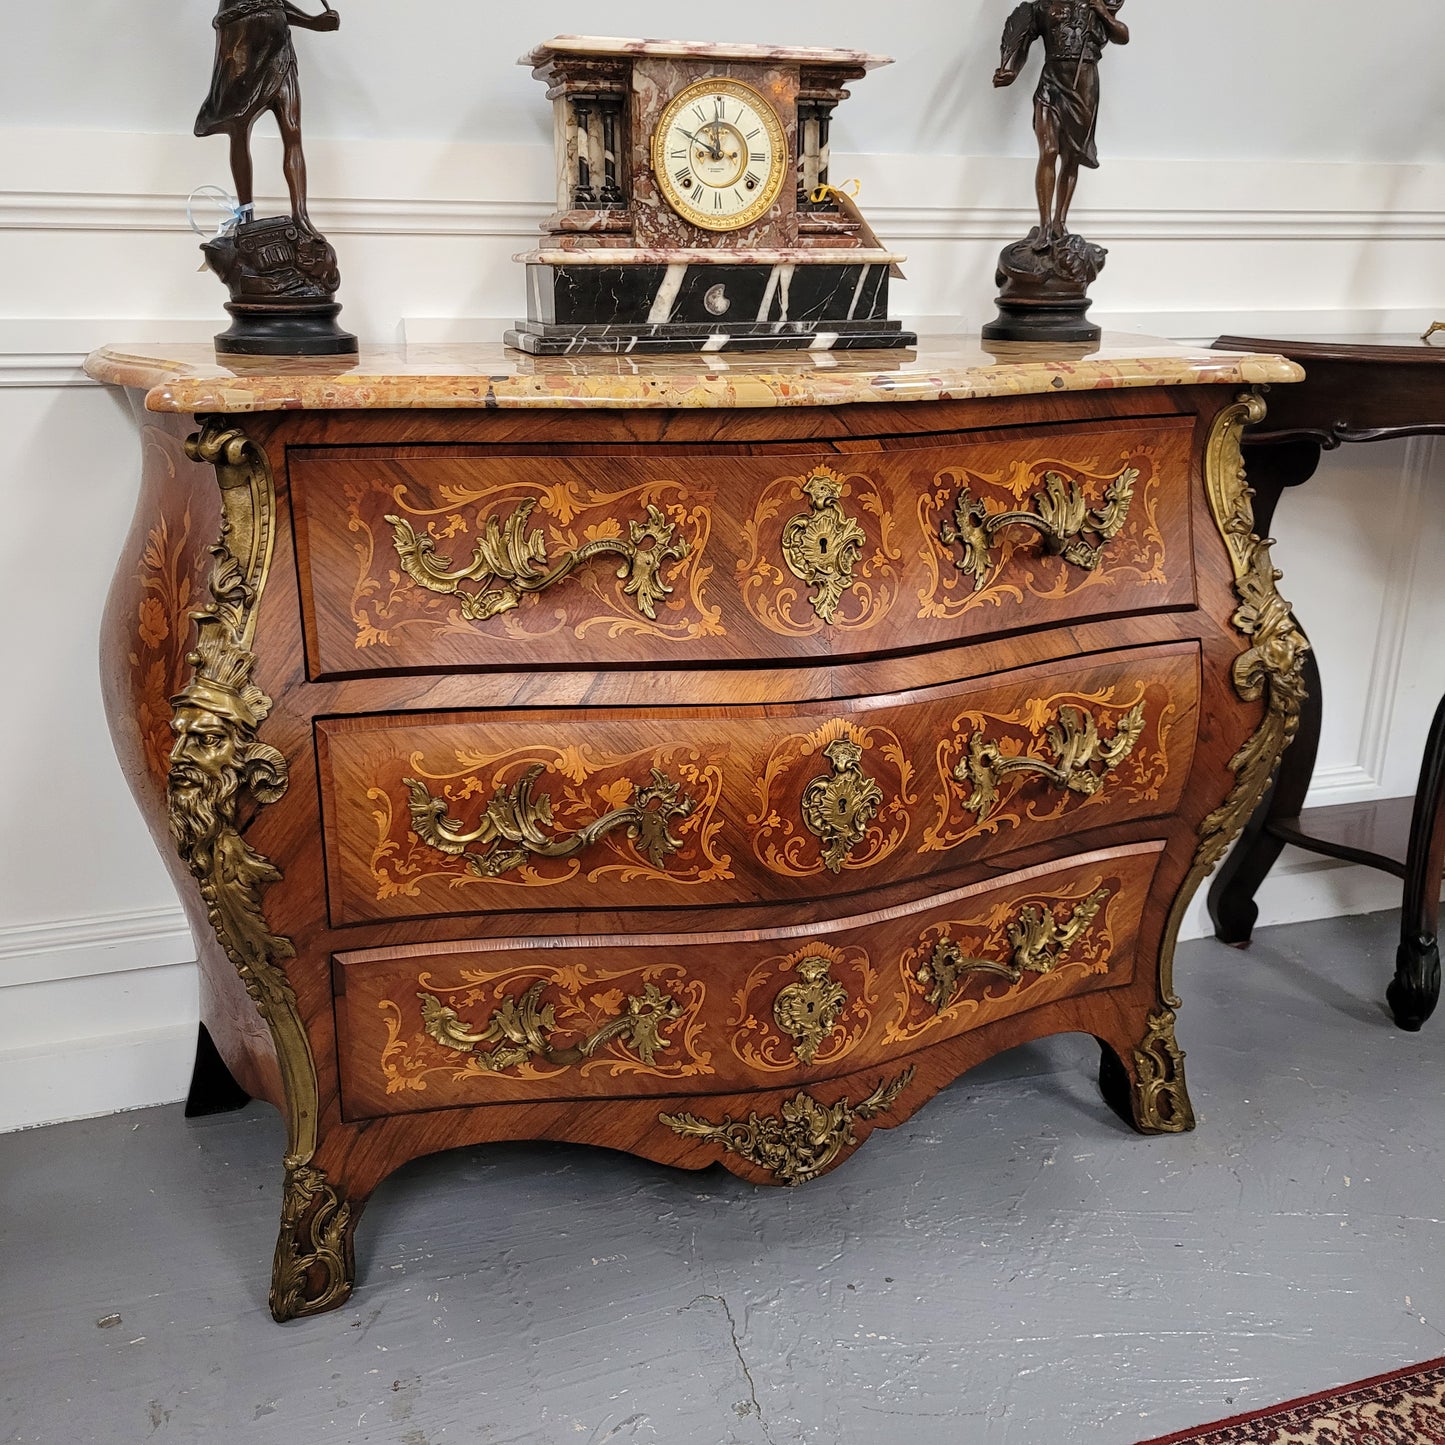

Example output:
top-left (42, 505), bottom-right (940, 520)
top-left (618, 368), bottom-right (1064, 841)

top-left (628, 57), bottom-right (798, 251)
top-left (522, 36), bottom-right (893, 70)
top-left (517, 248), bottom-right (905, 266)
top-left (85, 337), bottom-right (1304, 415)
top-left (509, 253), bottom-right (910, 353)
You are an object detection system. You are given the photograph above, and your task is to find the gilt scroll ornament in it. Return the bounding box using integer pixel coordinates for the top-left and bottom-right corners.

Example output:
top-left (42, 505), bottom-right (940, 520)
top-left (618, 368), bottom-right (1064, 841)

top-left (387, 499), bottom-right (688, 624)
top-left (941, 466), bottom-right (1137, 592)
top-left (802, 737), bottom-right (885, 874)
top-left (177, 420), bottom-right (344, 1321)
top-left (1131, 1009), bottom-right (1194, 1133)
top-left (772, 956), bottom-right (851, 1065)
top-left (419, 981), bottom-right (684, 1071)
top-left (954, 701), bottom-right (1146, 821)
top-left (403, 765), bottom-right (696, 878)
top-left (916, 888), bottom-right (1110, 1012)
top-left (660, 1068), bottom-right (915, 1185)
top-left (270, 1163), bottom-right (355, 1324)
top-left (781, 468), bottom-right (868, 624)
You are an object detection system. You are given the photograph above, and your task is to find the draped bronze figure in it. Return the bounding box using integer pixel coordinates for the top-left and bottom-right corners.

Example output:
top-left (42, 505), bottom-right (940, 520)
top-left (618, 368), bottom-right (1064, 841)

top-left (196, 0), bottom-right (341, 229)
top-left (984, 0), bottom-right (1129, 344)
top-left (193, 1), bottom-right (356, 356)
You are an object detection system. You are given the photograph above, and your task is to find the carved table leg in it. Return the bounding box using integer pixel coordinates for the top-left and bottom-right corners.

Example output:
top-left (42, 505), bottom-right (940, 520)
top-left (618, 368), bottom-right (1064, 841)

top-left (1097, 1009), bottom-right (1196, 1135)
top-left (1208, 640), bottom-right (1323, 944)
top-left (1207, 437), bottom-right (1324, 945)
top-left (1386, 693), bottom-right (1445, 1031)
top-left (184, 1022), bottom-right (253, 1118)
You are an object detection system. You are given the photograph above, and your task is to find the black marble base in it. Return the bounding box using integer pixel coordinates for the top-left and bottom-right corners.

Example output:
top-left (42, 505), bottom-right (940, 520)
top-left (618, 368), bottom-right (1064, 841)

top-left (505, 318), bottom-right (916, 356)
top-left (526, 260), bottom-right (896, 327)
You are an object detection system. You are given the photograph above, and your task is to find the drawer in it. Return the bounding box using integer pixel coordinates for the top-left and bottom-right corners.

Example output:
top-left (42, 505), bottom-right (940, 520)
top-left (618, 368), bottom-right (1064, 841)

top-left (316, 642), bottom-right (1199, 925)
top-left (290, 416), bottom-right (1196, 679)
top-left (335, 841), bottom-right (1164, 1120)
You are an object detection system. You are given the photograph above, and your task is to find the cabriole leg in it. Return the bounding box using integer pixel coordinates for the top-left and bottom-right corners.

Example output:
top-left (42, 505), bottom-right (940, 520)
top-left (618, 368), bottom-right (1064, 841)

top-left (1386, 693), bottom-right (1445, 1031)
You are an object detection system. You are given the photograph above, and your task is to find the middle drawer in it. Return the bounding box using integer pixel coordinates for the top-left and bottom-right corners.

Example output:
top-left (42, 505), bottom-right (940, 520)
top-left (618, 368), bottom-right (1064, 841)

top-left (316, 642), bottom-right (1200, 926)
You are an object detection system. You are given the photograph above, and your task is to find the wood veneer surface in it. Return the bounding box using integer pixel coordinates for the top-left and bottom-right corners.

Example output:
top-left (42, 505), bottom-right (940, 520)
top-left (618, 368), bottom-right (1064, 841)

top-left (97, 351), bottom-right (1299, 1319)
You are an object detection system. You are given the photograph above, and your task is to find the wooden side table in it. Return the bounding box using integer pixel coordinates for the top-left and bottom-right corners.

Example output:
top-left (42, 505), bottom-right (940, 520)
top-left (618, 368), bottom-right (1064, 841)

top-left (1208, 334), bottom-right (1445, 1031)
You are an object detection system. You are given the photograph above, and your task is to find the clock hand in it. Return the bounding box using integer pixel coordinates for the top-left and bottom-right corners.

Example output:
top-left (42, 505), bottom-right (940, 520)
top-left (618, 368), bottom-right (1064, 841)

top-left (676, 123), bottom-right (721, 160)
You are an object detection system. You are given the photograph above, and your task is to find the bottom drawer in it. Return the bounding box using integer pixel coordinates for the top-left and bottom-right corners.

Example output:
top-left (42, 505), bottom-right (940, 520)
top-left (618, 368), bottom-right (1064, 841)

top-left (334, 840), bottom-right (1165, 1121)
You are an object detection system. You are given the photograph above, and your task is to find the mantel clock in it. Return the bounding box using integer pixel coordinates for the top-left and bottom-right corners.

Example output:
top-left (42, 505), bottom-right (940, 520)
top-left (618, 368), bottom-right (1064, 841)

top-left (504, 36), bottom-right (916, 354)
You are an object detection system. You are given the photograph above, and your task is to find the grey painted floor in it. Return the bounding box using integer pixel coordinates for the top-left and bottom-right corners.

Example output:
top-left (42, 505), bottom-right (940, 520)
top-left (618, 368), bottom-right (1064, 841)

top-left (3, 908), bottom-right (1444, 1445)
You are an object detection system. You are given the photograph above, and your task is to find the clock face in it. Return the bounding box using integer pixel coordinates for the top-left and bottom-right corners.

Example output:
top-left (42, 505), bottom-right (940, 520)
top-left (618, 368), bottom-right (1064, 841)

top-left (651, 78), bottom-right (789, 233)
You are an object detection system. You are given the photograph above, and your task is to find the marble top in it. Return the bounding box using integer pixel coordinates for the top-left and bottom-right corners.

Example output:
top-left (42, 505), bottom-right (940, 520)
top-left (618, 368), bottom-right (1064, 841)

top-left (522, 36), bottom-right (893, 70)
top-left (83, 336), bottom-right (1303, 416)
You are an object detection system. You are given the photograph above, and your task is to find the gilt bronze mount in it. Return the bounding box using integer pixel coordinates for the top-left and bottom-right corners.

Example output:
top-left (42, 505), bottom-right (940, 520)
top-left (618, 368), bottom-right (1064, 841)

top-left (419, 981), bottom-right (684, 1071)
top-left (660, 1069), bottom-right (915, 1185)
top-left (940, 465), bottom-right (1137, 592)
top-left (388, 500), bottom-right (688, 625)
top-left (403, 766), bottom-right (697, 878)
top-left (954, 699), bottom-right (1146, 820)
top-left (917, 888), bottom-right (1110, 1011)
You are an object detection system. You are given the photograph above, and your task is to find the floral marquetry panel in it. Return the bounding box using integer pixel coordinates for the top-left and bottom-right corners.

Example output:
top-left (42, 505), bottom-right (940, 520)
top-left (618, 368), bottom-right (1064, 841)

top-left (290, 450), bottom-right (723, 679)
top-left (337, 957), bottom-right (715, 1117)
top-left (334, 841), bottom-right (1165, 1120)
top-left (289, 418), bottom-right (1195, 679)
top-left (881, 844), bottom-right (1163, 1051)
top-left (922, 644), bottom-right (1200, 858)
top-left (116, 425), bottom-right (223, 787)
top-left (917, 419), bottom-right (1195, 628)
top-left (315, 642), bottom-right (1198, 925)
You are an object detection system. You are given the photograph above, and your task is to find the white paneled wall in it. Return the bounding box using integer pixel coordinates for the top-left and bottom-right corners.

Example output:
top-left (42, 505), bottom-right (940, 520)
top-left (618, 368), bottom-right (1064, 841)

top-left (3, 1), bottom-right (1445, 1130)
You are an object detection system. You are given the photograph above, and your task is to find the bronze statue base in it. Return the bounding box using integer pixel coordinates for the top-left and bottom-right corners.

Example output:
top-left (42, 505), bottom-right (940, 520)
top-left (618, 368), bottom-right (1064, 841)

top-left (203, 215), bottom-right (357, 357)
top-left (982, 231), bottom-right (1108, 345)
top-left (215, 301), bottom-right (358, 358)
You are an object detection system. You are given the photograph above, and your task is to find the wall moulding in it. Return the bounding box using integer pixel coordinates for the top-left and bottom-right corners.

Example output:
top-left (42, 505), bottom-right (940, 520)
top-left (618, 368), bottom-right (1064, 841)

top-left (6, 187), bottom-right (1445, 247)
top-left (0, 904), bottom-right (193, 989)
top-left (8, 128), bottom-right (1445, 246)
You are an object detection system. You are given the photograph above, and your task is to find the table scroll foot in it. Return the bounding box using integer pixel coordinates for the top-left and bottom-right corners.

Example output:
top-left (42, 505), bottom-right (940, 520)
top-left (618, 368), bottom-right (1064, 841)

top-left (1097, 1009), bottom-right (1196, 1136)
top-left (1387, 937), bottom-right (1441, 1032)
top-left (183, 1023), bottom-right (252, 1119)
top-left (269, 1162), bottom-right (359, 1322)
top-left (1387, 694), bottom-right (1445, 1031)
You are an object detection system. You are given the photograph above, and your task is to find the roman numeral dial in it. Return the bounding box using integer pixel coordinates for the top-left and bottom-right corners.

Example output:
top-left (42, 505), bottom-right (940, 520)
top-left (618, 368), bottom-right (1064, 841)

top-left (651, 77), bottom-right (788, 232)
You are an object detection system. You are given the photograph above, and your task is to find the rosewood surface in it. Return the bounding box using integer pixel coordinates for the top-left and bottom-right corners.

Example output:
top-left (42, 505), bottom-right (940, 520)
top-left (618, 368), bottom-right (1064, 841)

top-left (89, 338), bottom-right (1303, 1321)
top-left (1209, 333), bottom-right (1445, 1031)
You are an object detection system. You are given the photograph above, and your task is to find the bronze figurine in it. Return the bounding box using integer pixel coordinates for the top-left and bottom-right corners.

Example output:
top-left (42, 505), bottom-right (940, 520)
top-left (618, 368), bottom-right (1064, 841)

top-left (983, 0), bottom-right (1129, 344)
top-left (194, 0), bottom-right (356, 356)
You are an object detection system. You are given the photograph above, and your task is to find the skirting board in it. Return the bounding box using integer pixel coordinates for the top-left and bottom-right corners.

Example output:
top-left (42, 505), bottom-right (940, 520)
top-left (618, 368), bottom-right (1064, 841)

top-left (1, 856), bottom-right (1431, 1133)
top-left (0, 1022), bottom-right (197, 1135)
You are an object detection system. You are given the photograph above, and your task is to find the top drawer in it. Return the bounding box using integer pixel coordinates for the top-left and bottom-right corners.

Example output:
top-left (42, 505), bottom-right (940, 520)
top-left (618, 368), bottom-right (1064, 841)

top-left (290, 416), bottom-right (1197, 679)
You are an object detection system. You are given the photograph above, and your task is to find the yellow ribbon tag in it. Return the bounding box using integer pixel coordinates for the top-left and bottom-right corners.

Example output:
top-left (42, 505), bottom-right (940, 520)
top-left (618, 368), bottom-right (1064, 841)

top-left (809, 180), bottom-right (862, 206)
top-left (806, 181), bottom-right (905, 280)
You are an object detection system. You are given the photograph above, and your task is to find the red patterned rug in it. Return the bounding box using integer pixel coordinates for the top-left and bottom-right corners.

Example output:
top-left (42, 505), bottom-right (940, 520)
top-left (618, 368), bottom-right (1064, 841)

top-left (1136, 1357), bottom-right (1445, 1443)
